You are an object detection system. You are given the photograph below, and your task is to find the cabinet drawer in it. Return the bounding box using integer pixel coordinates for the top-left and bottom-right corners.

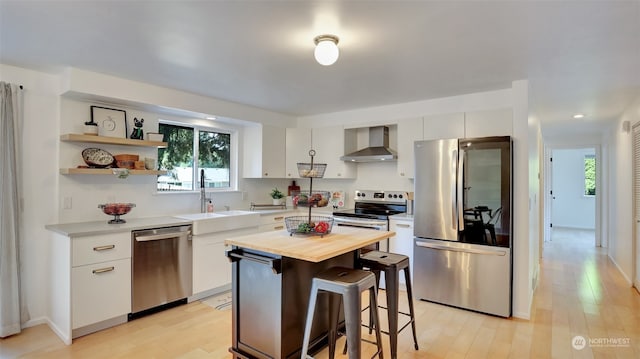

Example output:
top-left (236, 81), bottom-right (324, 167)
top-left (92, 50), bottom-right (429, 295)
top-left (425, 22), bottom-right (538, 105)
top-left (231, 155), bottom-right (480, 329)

top-left (259, 223), bottom-right (287, 232)
top-left (72, 233), bottom-right (131, 267)
top-left (72, 258), bottom-right (131, 329)
top-left (259, 212), bottom-right (295, 225)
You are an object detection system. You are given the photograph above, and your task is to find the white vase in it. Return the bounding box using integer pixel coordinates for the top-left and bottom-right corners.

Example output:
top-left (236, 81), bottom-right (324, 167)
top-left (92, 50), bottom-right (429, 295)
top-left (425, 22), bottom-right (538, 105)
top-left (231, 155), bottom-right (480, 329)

top-left (273, 198), bottom-right (282, 205)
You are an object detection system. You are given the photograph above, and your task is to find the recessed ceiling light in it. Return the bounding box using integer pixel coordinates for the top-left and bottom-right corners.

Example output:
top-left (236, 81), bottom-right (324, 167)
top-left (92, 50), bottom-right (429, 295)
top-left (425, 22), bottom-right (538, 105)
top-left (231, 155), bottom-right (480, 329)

top-left (205, 116), bottom-right (217, 120)
top-left (573, 114), bottom-right (585, 119)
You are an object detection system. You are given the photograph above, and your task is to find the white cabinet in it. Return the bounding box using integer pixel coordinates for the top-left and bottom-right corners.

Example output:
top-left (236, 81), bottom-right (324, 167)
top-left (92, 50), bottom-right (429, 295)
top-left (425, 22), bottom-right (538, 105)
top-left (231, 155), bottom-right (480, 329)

top-left (258, 211), bottom-right (296, 232)
top-left (421, 109), bottom-right (512, 141)
top-left (71, 232), bottom-right (131, 338)
top-left (389, 217), bottom-right (414, 286)
top-left (312, 126), bottom-right (356, 179)
top-left (285, 128), bottom-right (312, 178)
top-left (192, 227), bottom-right (259, 297)
top-left (396, 118), bottom-right (423, 178)
top-left (464, 108), bottom-right (513, 138)
top-left (423, 112), bottom-right (465, 140)
top-left (72, 258), bottom-right (131, 329)
top-left (243, 125), bottom-right (286, 178)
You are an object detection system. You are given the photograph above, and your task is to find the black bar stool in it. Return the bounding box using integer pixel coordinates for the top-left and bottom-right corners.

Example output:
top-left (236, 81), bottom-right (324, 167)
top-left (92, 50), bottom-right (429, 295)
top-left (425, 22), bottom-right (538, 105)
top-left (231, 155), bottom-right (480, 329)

top-left (358, 251), bottom-right (419, 359)
top-left (300, 266), bottom-right (384, 359)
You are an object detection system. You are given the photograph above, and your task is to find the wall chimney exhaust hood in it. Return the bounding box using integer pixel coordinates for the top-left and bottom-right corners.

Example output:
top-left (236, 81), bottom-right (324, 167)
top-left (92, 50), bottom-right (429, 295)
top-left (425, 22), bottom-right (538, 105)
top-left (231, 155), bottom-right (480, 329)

top-left (340, 126), bottom-right (397, 162)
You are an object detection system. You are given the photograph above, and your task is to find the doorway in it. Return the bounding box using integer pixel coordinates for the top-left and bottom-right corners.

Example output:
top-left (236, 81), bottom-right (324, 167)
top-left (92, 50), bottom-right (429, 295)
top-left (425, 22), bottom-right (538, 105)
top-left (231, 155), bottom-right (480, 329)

top-left (543, 146), bottom-right (601, 247)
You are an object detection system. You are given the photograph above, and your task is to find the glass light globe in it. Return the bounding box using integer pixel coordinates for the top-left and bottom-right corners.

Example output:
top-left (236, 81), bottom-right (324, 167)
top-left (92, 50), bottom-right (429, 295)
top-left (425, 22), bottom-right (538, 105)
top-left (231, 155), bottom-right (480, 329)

top-left (314, 39), bottom-right (339, 66)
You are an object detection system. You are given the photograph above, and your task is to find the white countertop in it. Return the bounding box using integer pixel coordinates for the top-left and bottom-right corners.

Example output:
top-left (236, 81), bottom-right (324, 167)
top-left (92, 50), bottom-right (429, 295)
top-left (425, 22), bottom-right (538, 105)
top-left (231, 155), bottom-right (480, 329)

top-left (46, 207), bottom-right (337, 238)
top-left (45, 216), bottom-right (193, 238)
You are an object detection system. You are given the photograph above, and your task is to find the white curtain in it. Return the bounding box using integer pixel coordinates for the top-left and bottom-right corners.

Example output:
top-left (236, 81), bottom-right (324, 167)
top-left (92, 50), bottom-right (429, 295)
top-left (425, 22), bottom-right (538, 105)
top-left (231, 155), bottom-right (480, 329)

top-left (0, 81), bottom-right (27, 337)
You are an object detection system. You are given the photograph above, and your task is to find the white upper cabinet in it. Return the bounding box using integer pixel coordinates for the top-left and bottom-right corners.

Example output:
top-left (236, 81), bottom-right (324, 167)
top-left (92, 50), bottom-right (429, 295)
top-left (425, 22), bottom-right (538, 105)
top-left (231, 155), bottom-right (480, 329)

top-left (285, 128), bottom-right (312, 178)
top-left (243, 125), bottom-right (286, 178)
top-left (396, 118), bottom-right (423, 178)
top-left (312, 126), bottom-right (356, 179)
top-left (464, 108), bottom-right (513, 138)
top-left (423, 112), bottom-right (465, 140)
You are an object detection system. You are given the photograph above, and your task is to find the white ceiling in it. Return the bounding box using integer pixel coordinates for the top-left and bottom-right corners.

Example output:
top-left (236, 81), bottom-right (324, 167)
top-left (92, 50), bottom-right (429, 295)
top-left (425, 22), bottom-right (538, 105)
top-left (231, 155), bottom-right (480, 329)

top-left (1, 1), bottom-right (638, 138)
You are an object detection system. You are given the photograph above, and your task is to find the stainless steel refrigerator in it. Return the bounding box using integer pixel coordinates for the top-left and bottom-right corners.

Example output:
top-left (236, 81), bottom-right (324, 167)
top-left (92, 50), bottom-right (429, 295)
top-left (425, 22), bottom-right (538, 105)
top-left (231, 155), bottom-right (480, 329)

top-left (413, 136), bottom-right (512, 317)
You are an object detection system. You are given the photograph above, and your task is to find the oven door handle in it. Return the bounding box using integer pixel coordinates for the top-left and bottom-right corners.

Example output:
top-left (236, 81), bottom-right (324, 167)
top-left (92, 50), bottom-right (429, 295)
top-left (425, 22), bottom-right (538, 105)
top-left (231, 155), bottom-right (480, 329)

top-left (333, 217), bottom-right (388, 227)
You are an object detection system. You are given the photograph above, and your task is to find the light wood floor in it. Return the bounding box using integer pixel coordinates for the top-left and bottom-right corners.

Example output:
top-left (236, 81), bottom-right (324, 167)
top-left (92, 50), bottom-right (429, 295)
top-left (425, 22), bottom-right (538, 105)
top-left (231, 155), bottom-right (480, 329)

top-left (2, 228), bottom-right (639, 358)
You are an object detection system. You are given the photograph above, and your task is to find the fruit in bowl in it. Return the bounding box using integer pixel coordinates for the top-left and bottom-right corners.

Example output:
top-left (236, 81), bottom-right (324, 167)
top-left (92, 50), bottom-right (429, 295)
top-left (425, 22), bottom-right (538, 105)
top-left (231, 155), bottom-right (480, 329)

top-left (98, 203), bottom-right (136, 216)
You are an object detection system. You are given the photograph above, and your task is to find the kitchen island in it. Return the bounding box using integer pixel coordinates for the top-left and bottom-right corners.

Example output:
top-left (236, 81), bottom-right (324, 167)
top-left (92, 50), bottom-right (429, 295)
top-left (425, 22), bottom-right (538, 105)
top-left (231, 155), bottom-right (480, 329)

top-left (224, 226), bottom-right (395, 359)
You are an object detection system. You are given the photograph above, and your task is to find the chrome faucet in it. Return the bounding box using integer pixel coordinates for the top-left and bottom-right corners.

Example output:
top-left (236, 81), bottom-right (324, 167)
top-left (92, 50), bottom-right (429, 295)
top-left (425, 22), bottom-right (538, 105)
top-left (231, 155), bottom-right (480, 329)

top-left (200, 169), bottom-right (208, 213)
top-left (200, 187), bottom-right (208, 213)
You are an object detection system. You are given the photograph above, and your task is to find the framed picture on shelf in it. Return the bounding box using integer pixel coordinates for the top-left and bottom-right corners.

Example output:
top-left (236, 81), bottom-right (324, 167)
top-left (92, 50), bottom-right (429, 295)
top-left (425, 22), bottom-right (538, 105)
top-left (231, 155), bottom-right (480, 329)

top-left (91, 106), bottom-right (127, 138)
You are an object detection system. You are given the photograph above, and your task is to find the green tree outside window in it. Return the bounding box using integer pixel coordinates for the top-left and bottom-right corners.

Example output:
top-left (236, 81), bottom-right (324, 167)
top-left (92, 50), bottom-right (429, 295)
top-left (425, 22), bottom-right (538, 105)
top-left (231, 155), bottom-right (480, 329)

top-left (584, 155), bottom-right (596, 196)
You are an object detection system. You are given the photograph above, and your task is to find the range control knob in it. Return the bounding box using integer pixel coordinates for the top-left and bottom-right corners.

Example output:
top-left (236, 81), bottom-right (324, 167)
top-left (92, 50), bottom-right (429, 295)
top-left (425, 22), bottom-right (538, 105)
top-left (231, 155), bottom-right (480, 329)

top-left (399, 194), bottom-right (403, 199)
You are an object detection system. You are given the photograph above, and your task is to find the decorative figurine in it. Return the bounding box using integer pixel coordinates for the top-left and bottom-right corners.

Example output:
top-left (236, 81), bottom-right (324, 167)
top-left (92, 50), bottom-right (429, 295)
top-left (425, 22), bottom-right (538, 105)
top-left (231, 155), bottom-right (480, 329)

top-left (130, 117), bottom-right (144, 140)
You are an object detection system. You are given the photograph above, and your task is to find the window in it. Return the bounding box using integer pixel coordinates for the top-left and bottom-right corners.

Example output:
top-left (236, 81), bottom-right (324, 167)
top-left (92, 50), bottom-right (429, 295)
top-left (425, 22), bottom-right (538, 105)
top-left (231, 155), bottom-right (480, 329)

top-left (157, 122), bottom-right (234, 192)
top-left (584, 154), bottom-right (595, 196)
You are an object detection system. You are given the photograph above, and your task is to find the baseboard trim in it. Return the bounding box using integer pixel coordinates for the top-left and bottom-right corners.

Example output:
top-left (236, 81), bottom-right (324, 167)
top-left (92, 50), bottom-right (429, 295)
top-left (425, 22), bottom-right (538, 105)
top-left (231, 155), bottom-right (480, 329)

top-left (44, 317), bottom-right (71, 345)
top-left (189, 283), bottom-right (232, 302)
top-left (634, 279), bottom-right (640, 293)
top-left (608, 254), bottom-right (633, 286)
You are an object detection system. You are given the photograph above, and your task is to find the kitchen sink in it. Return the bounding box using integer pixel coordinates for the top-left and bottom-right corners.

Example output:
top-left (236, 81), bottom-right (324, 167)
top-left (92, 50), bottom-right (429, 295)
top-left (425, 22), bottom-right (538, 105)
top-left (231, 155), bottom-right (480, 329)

top-left (173, 211), bottom-right (260, 235)
top-left (174, 213), bottom-right (227, 220)
top-left (216, 210), bottom-right (254, 216)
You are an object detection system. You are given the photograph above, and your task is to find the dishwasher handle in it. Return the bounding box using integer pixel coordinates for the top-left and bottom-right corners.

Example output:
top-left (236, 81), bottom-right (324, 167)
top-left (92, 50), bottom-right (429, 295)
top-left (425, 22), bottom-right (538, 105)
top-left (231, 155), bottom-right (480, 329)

top-left (226, 249), bottom-right (282, 274)
top-left (135, 230), bottom-right (192, 242)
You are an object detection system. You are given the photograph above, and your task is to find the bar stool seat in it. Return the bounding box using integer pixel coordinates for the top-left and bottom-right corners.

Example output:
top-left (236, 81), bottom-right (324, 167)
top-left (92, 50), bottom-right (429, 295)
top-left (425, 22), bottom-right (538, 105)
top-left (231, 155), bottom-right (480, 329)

top-left (358, 251), bottom-right (419, 359)
top-left (300, 266), bottom-right (384, 359)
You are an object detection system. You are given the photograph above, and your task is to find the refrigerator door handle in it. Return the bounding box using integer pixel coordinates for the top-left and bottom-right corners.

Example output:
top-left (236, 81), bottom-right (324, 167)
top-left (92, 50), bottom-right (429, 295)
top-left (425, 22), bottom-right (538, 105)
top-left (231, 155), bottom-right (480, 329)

top-left (457, 148), bottom-right (465, 230)
top-left (415, 240), bottom-right (506, 256)
top-left (451, 149), bottom-right (458, 231)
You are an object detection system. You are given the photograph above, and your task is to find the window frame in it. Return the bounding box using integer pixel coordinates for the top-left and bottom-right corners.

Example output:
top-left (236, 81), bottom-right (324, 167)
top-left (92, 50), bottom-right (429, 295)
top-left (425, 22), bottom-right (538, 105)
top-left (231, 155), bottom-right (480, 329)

top-left (157, 119), bottom-right (238, 193)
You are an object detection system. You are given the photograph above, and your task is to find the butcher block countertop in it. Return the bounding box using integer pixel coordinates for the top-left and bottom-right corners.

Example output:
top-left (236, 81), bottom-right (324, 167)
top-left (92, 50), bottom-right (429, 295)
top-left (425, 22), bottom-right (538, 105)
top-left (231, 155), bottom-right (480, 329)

top-left (224, 226), bottom-right (395, 263)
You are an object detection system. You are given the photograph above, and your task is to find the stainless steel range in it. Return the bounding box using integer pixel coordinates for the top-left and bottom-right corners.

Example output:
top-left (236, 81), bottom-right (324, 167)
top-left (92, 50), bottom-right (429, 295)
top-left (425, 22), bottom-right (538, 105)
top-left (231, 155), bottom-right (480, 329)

top-left (332, 190), bottom-right (407, 251)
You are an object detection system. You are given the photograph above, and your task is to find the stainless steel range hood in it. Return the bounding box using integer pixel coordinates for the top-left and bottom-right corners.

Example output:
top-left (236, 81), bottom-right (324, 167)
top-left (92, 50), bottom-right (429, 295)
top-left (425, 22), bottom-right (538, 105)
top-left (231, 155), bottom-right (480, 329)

top-left (340, 126), bottom-right (397, 162)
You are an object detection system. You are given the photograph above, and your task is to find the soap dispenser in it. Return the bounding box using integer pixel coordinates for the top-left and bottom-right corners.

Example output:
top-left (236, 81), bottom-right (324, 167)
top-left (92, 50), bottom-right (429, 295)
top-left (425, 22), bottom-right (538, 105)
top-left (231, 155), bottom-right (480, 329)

top-left (207, 200), bottom-right (214, 213)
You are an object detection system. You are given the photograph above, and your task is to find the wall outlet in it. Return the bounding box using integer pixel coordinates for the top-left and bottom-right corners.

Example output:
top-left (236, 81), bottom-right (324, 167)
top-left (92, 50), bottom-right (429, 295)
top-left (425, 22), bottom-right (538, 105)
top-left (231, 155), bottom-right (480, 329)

top-left (241, 191), bottom-right (247, 201)
top-left (63, 196), bottom-right (72, 210)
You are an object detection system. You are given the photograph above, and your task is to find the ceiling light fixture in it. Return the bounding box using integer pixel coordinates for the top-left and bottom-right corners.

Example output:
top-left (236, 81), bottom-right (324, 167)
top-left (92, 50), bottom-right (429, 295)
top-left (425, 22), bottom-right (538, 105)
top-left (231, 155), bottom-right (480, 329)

top-left (573, 113), bottom-right (585, 119)
top-left (314, 34), bottom-right (340, 66)
top-left (205, 116), bottom-right (217, 120)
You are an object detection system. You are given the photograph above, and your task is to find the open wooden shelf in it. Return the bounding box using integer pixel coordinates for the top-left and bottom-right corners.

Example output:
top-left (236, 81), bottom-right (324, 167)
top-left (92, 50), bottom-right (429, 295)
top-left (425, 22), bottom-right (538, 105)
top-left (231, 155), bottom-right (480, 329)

top-left (60, 133), bottom-right (167, 148)
top-left (60, 168), bottom-right (167, 175)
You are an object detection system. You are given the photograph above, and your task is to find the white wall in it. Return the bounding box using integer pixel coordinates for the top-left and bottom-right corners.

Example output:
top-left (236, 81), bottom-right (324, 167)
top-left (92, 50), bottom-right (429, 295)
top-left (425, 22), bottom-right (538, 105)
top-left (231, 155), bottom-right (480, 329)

top-left (606, 95), bottom-right (640, 285)
top-left (551, 148), bottom-right (596, 229)
top-left (0, 64), bottom-right (61, 327)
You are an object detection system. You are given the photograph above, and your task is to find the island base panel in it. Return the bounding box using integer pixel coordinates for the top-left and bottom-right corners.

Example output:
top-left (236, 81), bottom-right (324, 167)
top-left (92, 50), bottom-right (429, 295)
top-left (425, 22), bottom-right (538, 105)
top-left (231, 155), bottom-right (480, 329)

top-left (229, 248), bottom-right (355, 359)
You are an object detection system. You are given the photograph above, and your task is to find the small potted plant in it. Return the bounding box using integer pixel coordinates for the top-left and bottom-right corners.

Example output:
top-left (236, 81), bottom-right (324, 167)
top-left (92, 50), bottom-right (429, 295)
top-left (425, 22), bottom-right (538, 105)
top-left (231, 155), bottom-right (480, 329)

top-left (270, 187), bottom-right (285, 205)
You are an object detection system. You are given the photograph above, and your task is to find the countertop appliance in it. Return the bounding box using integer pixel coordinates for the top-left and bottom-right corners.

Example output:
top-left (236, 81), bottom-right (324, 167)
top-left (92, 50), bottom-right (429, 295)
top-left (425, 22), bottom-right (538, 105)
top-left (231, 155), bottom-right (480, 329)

top-left (130, 224), bottom-right (193, 318)
top-left (332, 189), bottom-right (407, 251)
top-left (413, 136), bottom-right (512, 317)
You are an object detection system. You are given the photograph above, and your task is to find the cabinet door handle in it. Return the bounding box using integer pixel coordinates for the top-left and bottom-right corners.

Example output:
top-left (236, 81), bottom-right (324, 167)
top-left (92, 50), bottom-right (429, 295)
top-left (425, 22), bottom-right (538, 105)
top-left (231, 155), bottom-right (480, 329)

top-left (396, 223), bottom-right (411, 228)
top-left (274, 225), bottom-right (284, 230)
top-left (274, 216), bottom-right (284, 221)
top-left (92, 266), bottom-right (115, 274)
top-left (93, 244), bottom-right (115, 251)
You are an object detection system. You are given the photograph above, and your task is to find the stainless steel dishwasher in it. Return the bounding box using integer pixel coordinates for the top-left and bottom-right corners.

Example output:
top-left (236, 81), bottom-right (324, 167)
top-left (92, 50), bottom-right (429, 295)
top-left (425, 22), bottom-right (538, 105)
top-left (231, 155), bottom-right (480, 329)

top-left (130, 225), bottom-right (192, 317)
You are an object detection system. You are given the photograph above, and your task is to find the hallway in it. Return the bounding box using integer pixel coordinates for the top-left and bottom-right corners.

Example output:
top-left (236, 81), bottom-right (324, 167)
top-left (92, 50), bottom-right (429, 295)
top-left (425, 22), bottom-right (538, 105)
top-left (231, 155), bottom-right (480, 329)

top-left (537, 228), bottom-right (640, 358)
